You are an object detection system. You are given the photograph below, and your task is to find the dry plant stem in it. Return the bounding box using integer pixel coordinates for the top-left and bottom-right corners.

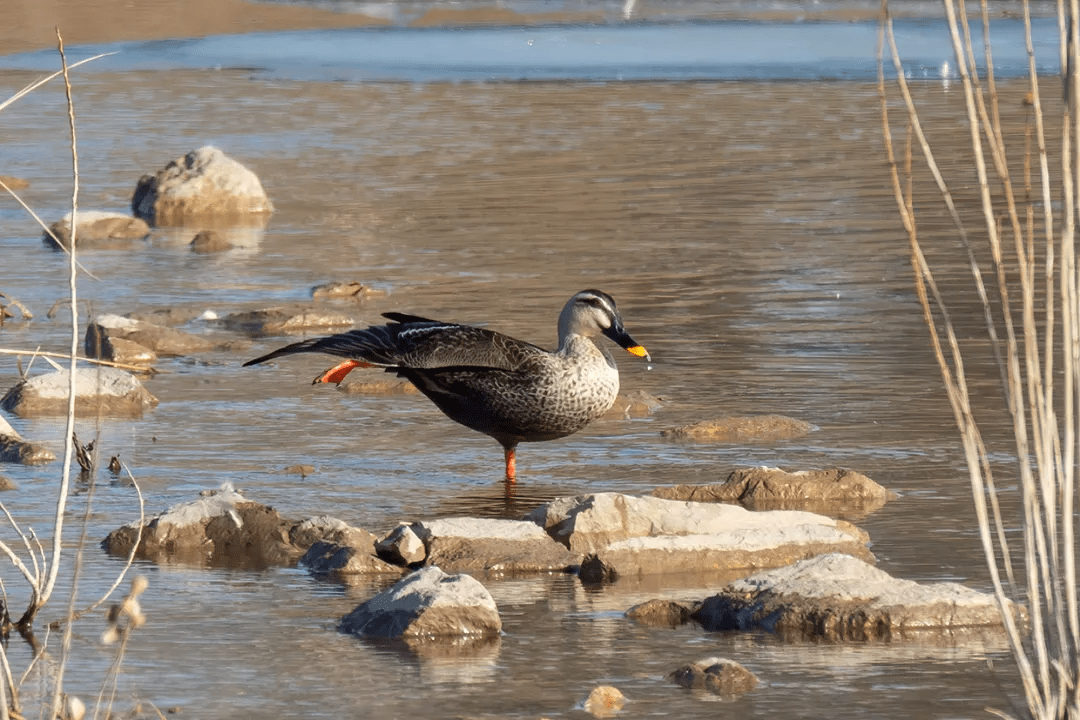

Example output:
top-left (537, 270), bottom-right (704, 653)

top-left (0, 349), bottom-right (155, 375)
top-left (47, 30), bottom-right (79, 720)
top-left (55, 468), bottom-right (144, 626)
top-left (879, 4), bottom-right (1039, 716)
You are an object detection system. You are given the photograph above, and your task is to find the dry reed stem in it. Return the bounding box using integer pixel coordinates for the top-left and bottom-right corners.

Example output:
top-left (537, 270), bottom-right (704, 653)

top-left (0, 348), bottom-right (159, 376)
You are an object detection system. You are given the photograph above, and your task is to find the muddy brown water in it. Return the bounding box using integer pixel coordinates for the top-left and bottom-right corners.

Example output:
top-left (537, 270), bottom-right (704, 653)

top-left (0, 62), bottom-right (1046, 716)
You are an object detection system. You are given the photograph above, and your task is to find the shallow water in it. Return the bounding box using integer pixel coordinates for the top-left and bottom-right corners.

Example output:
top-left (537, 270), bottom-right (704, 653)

top-left (0, 16), bottom-right (1053, 719)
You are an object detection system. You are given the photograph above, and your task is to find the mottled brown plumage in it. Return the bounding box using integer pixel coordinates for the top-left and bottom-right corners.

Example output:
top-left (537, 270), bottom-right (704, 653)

top-left (244, 290), bottom-right (649, 481)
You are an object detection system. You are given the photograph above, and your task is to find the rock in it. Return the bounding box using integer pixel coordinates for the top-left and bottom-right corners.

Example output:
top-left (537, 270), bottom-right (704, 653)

top-left (528, 491), bottom-right (869, 555)
top-left (288, 515), bottom-right (373, 550)
top-left (338, 379), bottom-right (419, 395)
top-left (603, 389), bottom-right (663, 419)
top-left (0, 476), bottom-right (14, 491)
top-left (132, 146), bottom-right (274, 226)
top-left (86, 313), bottom-right (215, 358)
top-left (311, 281), bottom-right (387, 301)
top-left (625, 599), bottom-right (695, 627)
top-left (528, 493), bottom-right (871, 582)
top-left (692, 553), bottom-right (1023, 641)
top-left (293, 516), bottom-right (402, 575)
top-left (661, 415), bottom-right (812, 441)
top-left (282, 464), bottom-right (315, 477)
top-left (103, 485), bottom-right (297, 567)
top-left (222, 307), bottom-right (356, 337)
top-left (0, 175), bottom-right (29, 190)
top-left (583, 686), bottom-right (625, 717)
top-left (652, 467), bottom-right (897, 517)
top-left (42, 211), bottom-right (150, 250)
top-left (376, 524), bottom-right (427, 566)
top-left (1, 366), bottom-right (158, 418)
top-left (668, 657), bottom-right (758, 697)
top-left (189, 230), bottom-right (232, 253)
top-left (301, 540), bottom-right (403, 576)
top-left (411, 517), bottom-right (581, 574)
top-left (339, 566), bottom-right (502, 639)
top-left (0, 413), bottom-right (56, 465)
top-left (102, 489), bottom-right (388, 570)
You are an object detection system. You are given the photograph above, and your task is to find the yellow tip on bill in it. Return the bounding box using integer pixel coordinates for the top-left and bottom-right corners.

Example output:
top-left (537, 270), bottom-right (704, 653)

top-left (626, 345), bottom-right (649, 358)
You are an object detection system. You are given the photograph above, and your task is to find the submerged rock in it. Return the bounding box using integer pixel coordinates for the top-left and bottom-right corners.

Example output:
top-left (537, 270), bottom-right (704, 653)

top-left (1, 366), bottom-right (158, 418)
top-left (410, 517), bottom-right (581, 574)
top-left (603, 389), bottom-right (663, 419)
top-left (223, 306), bottom-right (356, 337)
top-left (103, 488), bottom-right (390, 571)
top-left (189, 229), bottom-right (233, 253)
top-left (652, 467), bottom-right (897, 517)
top-left (668, 657), bottom-right (758, 697)
top-left (338, 378), bottom-right (419, 395)
top-left (339, 565), bottom-right (501, 639)
top-left (661, 415), bottom-right (812, 442)
top-left (132, 146), bottom-right (274, 226)
top-left (311, 281), bottom-right (387, 301)
top-left (0, 413), bottom-right (55, 465)
top-left (582, 685), bottom-right (625, 717)
top-left (625, 599), bottom-right (696, 627)
top-left (528, 492), bottom-right (871, 581)
top-left (43, 210), bottom-right (150, 250)
top-left (692, 553), bottom-right (1021, 641)
top-left (86, 313), bottom-right (215, 359)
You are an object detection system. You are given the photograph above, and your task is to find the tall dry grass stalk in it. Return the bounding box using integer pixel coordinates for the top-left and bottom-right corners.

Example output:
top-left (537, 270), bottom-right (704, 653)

top-left (0, 34), bottom-right (145, 718)
top-left (881, 0), bottom-right (1080, 716)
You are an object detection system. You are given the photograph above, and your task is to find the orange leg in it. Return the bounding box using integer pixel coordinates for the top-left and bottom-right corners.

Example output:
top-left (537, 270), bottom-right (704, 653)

top-left (504, 446), bottom-right (517, 484)
top-left (312, 359), bottom-right (372, 385)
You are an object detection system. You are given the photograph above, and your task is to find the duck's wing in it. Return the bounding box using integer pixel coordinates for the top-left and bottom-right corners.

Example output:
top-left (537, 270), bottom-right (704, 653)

top-left (243, 317), bottom-right (547, 373)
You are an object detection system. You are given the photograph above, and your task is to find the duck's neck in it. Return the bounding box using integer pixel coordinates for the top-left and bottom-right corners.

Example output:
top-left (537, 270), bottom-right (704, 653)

top-left (558, 333), bottom-right (615, 368)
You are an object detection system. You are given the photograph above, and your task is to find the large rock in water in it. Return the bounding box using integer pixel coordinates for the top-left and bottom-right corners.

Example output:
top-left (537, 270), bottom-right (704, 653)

top-left (652, 467), bottom-right (897, 517)
top-left (409, 517), bottom-right (582, 574)
top-left (527, 492), bottom-right (871, 581)
top-left (339, 566), bottom-right (502, 639)
top-left (0, 366), bottom-right (158, 418)
top-left (692, 553), bottom-right (1023, 641)
top-left (103, 487), bottom-right (386, 570)
top-left (86, 313), bottom-right (215, 361)
top-left (43, 210), bottom-right (150, 250)
top-left (0, 414), bottom-right (55, 465)
top-left (132, 146), bottom-right (274, 226)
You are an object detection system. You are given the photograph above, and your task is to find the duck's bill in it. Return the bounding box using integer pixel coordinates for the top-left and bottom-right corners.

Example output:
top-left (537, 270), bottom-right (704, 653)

top-left (604, 325), bottom-right (651, 361)
top-left (625, 345), bottom-right (650, 359)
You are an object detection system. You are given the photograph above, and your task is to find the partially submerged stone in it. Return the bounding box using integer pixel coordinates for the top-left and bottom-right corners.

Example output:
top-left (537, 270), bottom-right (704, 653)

top-left (189, 229), bottom-right (233, 253)
top-left (311, 281), bottom-right (387, 301)
top-left (338, 378), bottom-right (419, 395)
top-left (339, 565), bottom-right (502, 639)
top-left (693, 553), bottom-right (1021, 641)
top-left (301, 540), bottom-right (403, 576)
top-left (1, 366), bottom-right (158, 418)
top-left (0, 413), bottom-right (55, 465)
top-left (530, 493), bottom-right (870, 582)
top-left (103, 489), bottom-right (386, 570)
top-left (43, 210), bottom-right (150, 250)
top-left (625, 599), bottom-right (696, 627)
top-left (661, 415), bottom-right (812, 442)
top-left (582, 685), bottom-right (625, 717)
top-left (376, 524), bottom-right (427, 566)
top-left (668, 657), bottom-right (758, 697)
top-left (223, 307), bottom-right (356, 337)
top-left (132, 146), bottom-right (274, 226)
top-left (652, 467), bottom-right (897, 516)
top-left (411, 517), bottom-right (581, 574)
top-left (86, 313), bottom-right (215, 359)
top-left (603, 389), bottom-right (663, 419)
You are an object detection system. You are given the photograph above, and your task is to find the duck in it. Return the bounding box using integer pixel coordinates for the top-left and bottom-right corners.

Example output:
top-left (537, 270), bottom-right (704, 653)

top-left (243, 289), bottom-right (649, 482)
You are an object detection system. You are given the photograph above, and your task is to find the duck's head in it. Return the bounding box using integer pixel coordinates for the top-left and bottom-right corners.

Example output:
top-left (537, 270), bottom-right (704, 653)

top-left (558, 289), bottom-right (650, 361)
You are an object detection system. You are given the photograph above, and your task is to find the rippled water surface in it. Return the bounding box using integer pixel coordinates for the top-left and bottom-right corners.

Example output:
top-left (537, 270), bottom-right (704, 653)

top-left (0, 18), bottom-right (1053, 718)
